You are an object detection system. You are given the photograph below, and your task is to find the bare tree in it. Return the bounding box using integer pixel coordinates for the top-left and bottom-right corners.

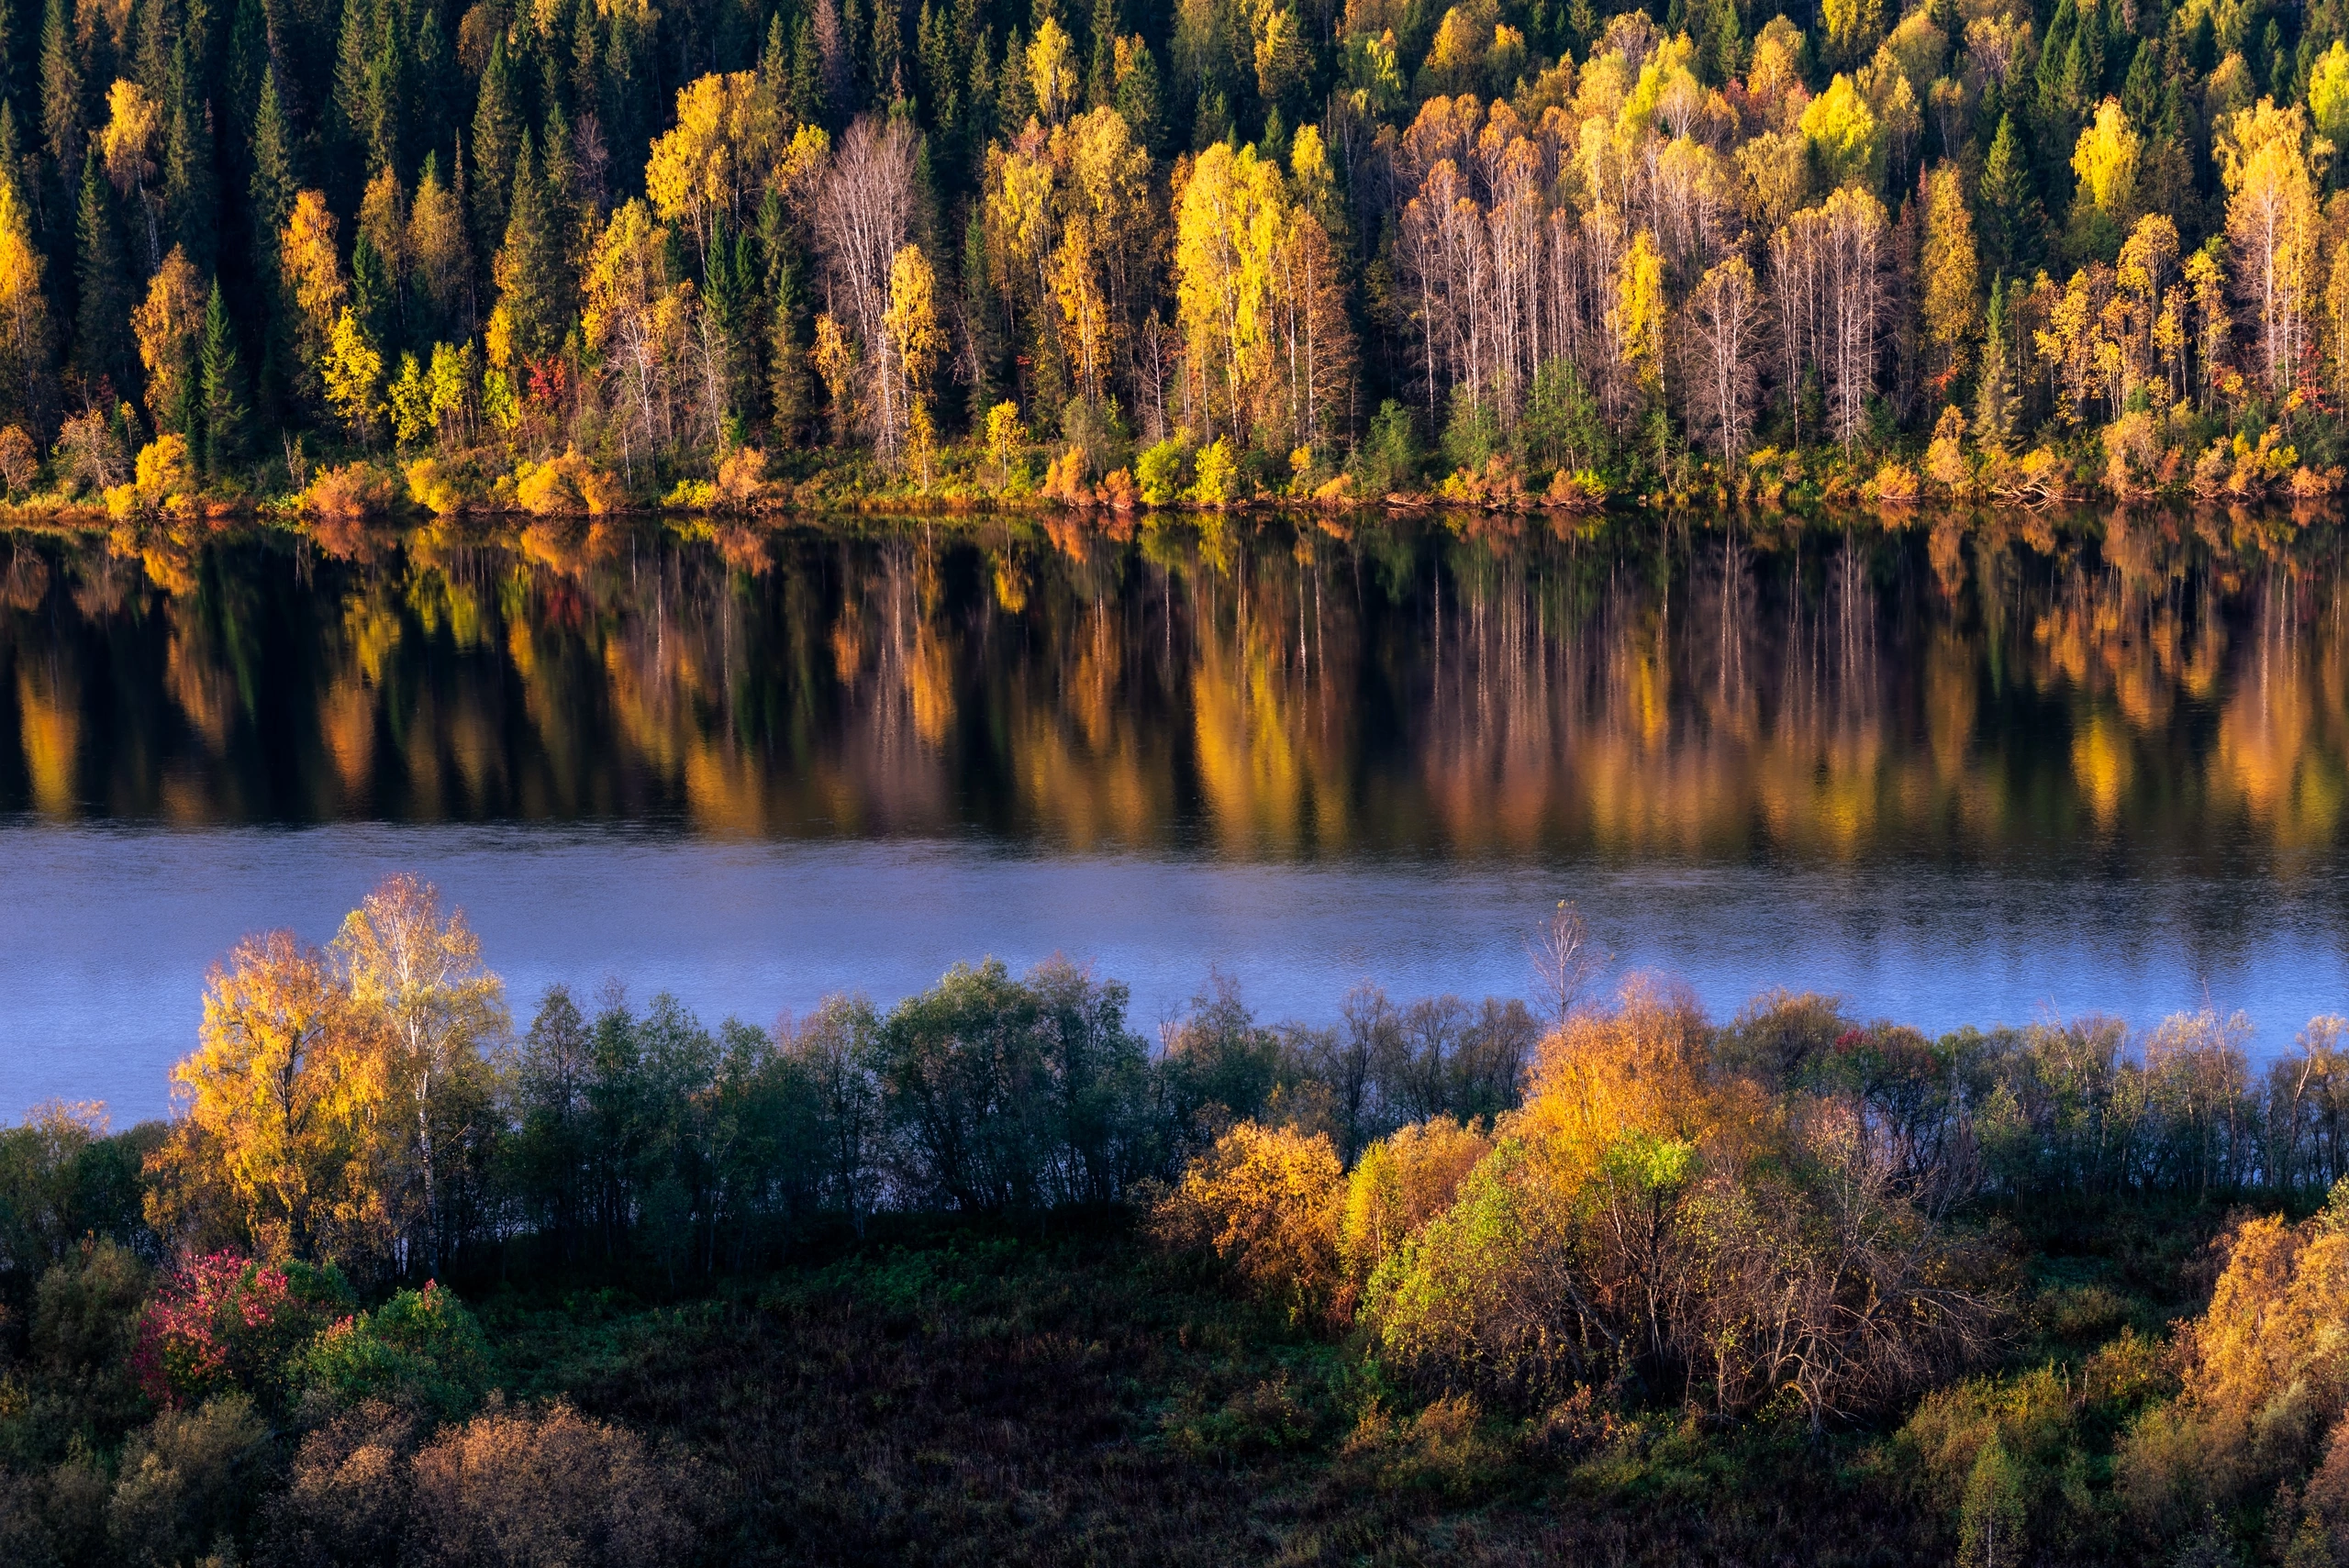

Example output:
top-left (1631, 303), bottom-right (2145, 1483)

top-left (807, 116), bottom-right (918, 454)
top-left (1529, 900), bottom-right (1609, 1026)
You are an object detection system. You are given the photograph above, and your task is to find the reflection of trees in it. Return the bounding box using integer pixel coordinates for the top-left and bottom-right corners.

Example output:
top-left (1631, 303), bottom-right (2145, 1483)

top-left (2, 508), bottom-right (2349, 868)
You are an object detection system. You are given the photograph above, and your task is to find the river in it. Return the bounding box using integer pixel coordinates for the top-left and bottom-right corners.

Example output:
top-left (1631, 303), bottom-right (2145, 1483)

top-left (5, 506), bottom-right (2345, 1118)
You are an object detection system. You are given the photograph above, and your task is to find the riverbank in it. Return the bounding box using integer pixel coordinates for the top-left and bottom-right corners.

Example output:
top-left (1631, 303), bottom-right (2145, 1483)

top-left (9, 414), bottom-right (2349, 531)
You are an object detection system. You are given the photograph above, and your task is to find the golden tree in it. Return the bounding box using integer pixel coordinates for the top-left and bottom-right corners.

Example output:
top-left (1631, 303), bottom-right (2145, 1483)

top-left (1920, 161), bottom-right (1978, 394)
top-left (333, 873), bottom-right (507, 1273)
top-left (130, 246), bottom-right (204, 431)
top-left (2218, 99), bottom-right (2322, 396)
top-left (150, 931), bottom-right (391, 1263)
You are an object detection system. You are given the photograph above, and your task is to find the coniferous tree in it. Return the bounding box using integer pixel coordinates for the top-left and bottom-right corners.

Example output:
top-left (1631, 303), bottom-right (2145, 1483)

top-left (70, 149), bottom-right (132, 398)
top-left (495, 133), bottom-right (571, 367)
top-left (36, 0), bottom-right (77, 170)
top-left (198, 276), bottom-right (246, 471)
top-left (162, 41), bottom-right (217, 274)
top-left (472, 34), bottom-right (522, 262)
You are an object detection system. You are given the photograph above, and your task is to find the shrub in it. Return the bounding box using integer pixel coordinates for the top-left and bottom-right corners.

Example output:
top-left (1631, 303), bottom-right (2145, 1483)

top-left (515, 447), bottom-right (625, 515)
top-left (296, 1281), bottom-right (495, 1421)
top-left (132, 1251), bottom-right (347, 1409)
top-left (1339, 1117), bottom-right (1493, 1293)
top-left (104, 1394), bottom-right (272, 1568)
top-left (715, 445), bottom-right (774, 506)
top-left (405, 1400), bottom-right (693, 1567)
top-left (303, 462), bottom-right (398, 521)
top-left (261, 1401), bottom-right (417, 1568)
top-left (1135, 434), bottom-right (1189, 504)
top-left (1150, 1121), bottom-right (1343, 1326)
top-left (106, 435), bottom-right (198, 518)
top-left (0, 423), bottom-right (38, 495)
top-left (32, 1237), bottom-right (149, 1377)
top-left (1186, 437), bottom-right (1240, 505)
top-left (400, 456), bottom-right (470, 517)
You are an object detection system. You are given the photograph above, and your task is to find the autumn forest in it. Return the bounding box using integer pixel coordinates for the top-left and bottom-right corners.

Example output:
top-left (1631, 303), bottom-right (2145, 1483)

top-left (3, 0), bottom-right (2349, 509)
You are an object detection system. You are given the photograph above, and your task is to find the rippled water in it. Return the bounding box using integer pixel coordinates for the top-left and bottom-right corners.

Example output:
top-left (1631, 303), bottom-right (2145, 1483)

top-left (5, 506), bottom-right (2347, 1117)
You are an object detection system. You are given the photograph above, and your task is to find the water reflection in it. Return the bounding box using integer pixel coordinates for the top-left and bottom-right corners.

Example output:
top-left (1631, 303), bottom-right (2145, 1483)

top-left (4, 506), bottom-right (2347, 874)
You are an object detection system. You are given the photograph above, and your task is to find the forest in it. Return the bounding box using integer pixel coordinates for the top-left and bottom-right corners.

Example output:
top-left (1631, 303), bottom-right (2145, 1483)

top-left (0, 0), bottom-right (2343, 512)
top-left (6, 878), bottom-right (2349, 1562)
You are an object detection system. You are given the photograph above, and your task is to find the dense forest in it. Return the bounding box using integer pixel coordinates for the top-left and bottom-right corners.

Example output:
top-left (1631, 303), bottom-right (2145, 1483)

top-left (7, 878), bottom-right (2349, 1562)
top-left (0, 0), bottom-right (2342, 509)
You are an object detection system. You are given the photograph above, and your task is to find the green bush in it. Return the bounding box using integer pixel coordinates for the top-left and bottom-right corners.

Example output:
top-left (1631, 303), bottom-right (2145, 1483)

top-left (296, 1283), bottom-right (495, 1421)
top-left (1186, 438), bottom-right (1240, 505)
top-left (1351, 401), bottom-right (1420, 494)
top-left (1136, 436), bottom-right (1190, 504)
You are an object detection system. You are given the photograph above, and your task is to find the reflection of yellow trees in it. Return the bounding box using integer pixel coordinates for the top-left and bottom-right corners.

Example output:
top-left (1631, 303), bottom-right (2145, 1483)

top-left (2072, 713), bottom-right (2132, 825)
top-left (17, 656), bottom-right (77, 813)
top-left (15, 512), bottom-right (2349, 856)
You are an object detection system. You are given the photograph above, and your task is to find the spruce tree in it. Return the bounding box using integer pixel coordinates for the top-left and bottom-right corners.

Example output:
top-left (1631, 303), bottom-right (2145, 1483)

top-left (36, 0), bottom-right (76, 168)
top-left (472, 34), bottom-right (522, 261)
top-left (1086, 0), bottom-right (1117, 108)
top-left (163, 39), bottom-right (217, 273)
top-left (497, 133), bottom-right (571, 365)
top-left (198, 277), bottom-right (246, 473)
top-left (70, 149), bottom-right (130, 397)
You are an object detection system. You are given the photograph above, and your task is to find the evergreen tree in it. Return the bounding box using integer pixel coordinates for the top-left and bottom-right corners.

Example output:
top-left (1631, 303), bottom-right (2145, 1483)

top-left (70, 149), bottom-right (131, 397)
top-left (198, 277), bottom-right (246, 472)
top-left (472, 34), bottom-right (523, 261)
top-left (1980, 113), bottom-right (2041, 274)
top-left (163, 39), bottom-right (217, 274)
top-left (1087, 0), bottom-right (1118, 108)
top-left (36, 0), bottom-right (76, 169)
top-left (496, 133), bottom-right (572, 365)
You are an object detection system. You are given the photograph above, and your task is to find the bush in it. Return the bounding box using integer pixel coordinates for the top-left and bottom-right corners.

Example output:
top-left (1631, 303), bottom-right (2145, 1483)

top-left (296, 1282), bottom-right (495, 1421)
top-left (515, 447), bottom-right (626, 515)
top-left (1186, 437), bottom-right (1241, 505)
top-left (302, 462), bottom-right (399, 521)
top-left (32, 1238), bottom-right (149, 1378)
top-left (132, 1251), bottom-right (348, 1409)
top-left (1149, 1121), bottom-right (1343, 1326)
top-left (1135, 434), bottom-right (1190, 504)
top-left (261, 1401), bottom-right (417, 1568)
top-left (406, 1400), bottom-right (693, 1567)
top-left (104, 1394), bottom-right (271, 1568)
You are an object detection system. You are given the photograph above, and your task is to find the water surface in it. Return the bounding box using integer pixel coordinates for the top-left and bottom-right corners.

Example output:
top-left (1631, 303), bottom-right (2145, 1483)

top-left (5, 506), bottom-right (2347, 1117)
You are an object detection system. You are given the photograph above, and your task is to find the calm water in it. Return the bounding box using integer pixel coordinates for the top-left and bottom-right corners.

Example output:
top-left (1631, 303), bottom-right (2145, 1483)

top-left (5, 506), bottom-right (2348, 1118)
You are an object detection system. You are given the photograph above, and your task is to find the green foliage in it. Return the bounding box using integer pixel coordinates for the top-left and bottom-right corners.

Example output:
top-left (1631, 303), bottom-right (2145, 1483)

top-left (1351, 399), bottom-right (1420, 494)
top-left (1135, 433), bottom-right (1190, 502)
top-left (297, 1282), bottom-right (495, 1420)
top-left (1441, 387), bottom-right (1502, 475)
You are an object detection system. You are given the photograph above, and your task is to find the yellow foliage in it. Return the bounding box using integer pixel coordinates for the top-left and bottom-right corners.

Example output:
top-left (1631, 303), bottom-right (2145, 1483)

top-left (100, 79), bottom-right (159, 195)
top-left (280, 191), bottom-right (348, 350)
top-left (131, 247), bottom-right (204, 425)
top-left (1150, 1121), bottom-right (1344, 1325)
top-left (303, 462), bottom-right (399, 521)
top-left (1799, 72), bottom-right (1883, 189)
top-left (1340, 1117), bottom-right (1494, 1288)
top-left (2071, 99), bottom-right (2141, 217)
top-left (514, 446), bottom-right (625, 515)
top-left (145, 930), bottom-right (393, 1263)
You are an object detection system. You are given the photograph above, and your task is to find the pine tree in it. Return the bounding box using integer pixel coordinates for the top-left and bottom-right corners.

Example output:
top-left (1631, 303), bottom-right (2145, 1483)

top-left (198, 277), bottom-right (246, 472)
top-left (70, 149), bottom-right (131, 397)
